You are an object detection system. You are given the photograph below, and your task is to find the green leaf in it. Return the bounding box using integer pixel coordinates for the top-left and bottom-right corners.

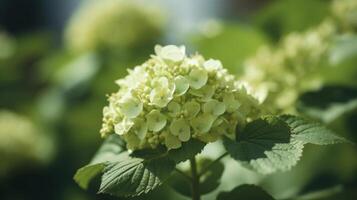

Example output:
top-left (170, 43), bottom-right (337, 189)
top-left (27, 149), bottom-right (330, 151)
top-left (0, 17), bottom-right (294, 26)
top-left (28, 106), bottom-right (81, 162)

top-left (298, 85), bottom-right (357, 123)
top-left (168, 139), bottom-right (206, 163)
top-left (99, 152), bottom-right (175, 197)
top-left (167, 157), bottom-right (224, 197)
top-left (74, 135), bottom-right (126, 189)
top-left (329, 35), bottom-right (357, 65)
top-left (279, 115), bottom-right (348, 145)
top-left (199, 158), bottom-right (225, 195)
top-left (91, 134), bottom-right (126, 164)
top-left (74, 163), bottom-right (105, 189)
top-left (223, 116), bottom-right (304, 174)
top-left (217, 185), bottom-right (275, 200)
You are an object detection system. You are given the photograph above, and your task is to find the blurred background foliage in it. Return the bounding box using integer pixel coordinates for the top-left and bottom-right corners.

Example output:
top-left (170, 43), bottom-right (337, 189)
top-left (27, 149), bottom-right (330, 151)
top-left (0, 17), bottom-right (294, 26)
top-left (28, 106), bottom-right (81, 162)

top-left (0, 0), bottom-right (356, 200)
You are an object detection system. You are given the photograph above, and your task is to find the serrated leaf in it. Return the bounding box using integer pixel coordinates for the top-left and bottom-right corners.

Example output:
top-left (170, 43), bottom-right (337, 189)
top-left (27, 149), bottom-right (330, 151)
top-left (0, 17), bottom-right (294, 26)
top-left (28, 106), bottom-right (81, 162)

top-left (167, 157), bottom-right (224, 197)
top-left (168, 139), bottom-right (206, 163)
top-left (99, 152), bottom-right (175, 197)
top-left (224, 116), bottom-right (304, 174)
top-left (279, 115), bottom-right (347, 145)
top-left (298, 86), bottom-right (357, 123)
top-left (74, 135), bottom-right (126, 189)
top-left (91, 134), bottom-right (126, 164)
top-left (74, 163), bottom-right (105, 189)
top-left (217, 185), bottom-right (275, 200)
top-left (130, 139), bottom-right (206, 164)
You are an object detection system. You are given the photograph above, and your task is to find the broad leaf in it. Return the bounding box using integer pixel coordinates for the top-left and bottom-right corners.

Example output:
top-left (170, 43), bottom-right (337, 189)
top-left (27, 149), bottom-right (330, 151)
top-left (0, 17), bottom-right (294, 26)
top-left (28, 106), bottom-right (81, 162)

top-left (217, 185), bottom-right (275, 200)
top-left (74, 163), bottom-right (105, 189)
top-left (298, 86), bottom-right (357, 123)
top-left (224, 115), bottom-right (348, 174)
top-left (224, 116), bottom-right (304, 174)
top-left (168, 139), bottom-right (206, 163)
top-left (131, 139), bottom-right (206, 164)
top-left (74, 134), bottom-right (126, 189)
top-left (91, 134), bottom-right (126, 164)
top-left (99, 152), bottom-right (175, 197)
top-left (279, 115), bottom-right (347, 145)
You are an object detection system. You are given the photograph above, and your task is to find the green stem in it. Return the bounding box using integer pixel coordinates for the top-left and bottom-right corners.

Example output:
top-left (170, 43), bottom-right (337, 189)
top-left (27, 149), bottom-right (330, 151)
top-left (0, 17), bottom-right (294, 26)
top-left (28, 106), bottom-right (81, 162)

top-left (190, 157), bottom-right (201, 200)
top-left (199, 152), bottom-right (228, 176)
top-left (175, 168), bottom-right (191, 181)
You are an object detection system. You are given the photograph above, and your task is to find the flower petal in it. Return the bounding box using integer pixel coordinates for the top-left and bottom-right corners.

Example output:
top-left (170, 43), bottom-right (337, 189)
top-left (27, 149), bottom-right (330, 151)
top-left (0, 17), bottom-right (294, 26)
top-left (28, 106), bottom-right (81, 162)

top-left (190, 114), bottom-right (216, 133)
top-left (183, 101), bottom-right (200, 119)
top-left (170, 118), bottom-right (191, 142)
top-left (133, 118), bottom-right (148, 140)
top-left (164, 132), bottom-right (182, 149)
top-left (146, 110), bottom-right (167, 132)
top-left (114, 118), bottom-right (134, 135)
top-left (168, 101), bottom-right (181, 116)
top-left (190, 85), bottom-right (215, 101)
top-left (174, 75), bottom-right (189, 96)
top-left (119, 95), bottom-right (143, 118)
top-left (223, 93), bottom-right (240, 112)
top-left (188, 68), bottom-right (208, 89)
top-left (203, 99), bottom-right (226, 116)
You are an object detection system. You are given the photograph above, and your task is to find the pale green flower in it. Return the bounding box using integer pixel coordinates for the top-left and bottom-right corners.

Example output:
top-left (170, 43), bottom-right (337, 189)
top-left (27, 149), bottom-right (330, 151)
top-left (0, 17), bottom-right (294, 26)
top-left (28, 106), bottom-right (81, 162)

top-left (188, 68), bottom-right (208, 89)
top-left (155, 45), bottom-right (186, 63)
top-left (0, 111), bottom-right (53, 176)
top-left (332, 0), bottom-right (357, 30)
top-left (114, 118), bottom-right (134, 135)
top-left (168, 101), bottom-right (181, 116)
top-left (170, 118), bottom-right (191, 142)
top-left (101, 45), bottom-right (262, 150)
top-left (65, 0), bottom-right (164, 53)
top-left (174, 76), bottom-right (190, 96)
top-left (240, 0), bottom-right (357, 114)
top-left (241, 21), bottom-right (336, 113)
top-left (0, 31), bottom-right (15, 60)
top-left (118, 95), bottom-right (143, 118)
top-left (146, 110), bottom-right (167, 132)
top-left (203, 59), bottom-right (223, 72)
top-left (164, 132), bottom-right (182, 150)
top-left (203, 100), bottom-right (226, 116)
top-left (183, 101), bottom-right (201, 119)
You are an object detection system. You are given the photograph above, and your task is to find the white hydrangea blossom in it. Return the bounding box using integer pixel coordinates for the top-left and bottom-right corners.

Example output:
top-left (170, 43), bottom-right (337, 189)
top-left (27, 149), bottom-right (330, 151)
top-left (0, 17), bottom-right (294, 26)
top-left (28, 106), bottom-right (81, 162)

top-left (101, 45), bottom-right (261, 150)
top-left (0, 31), bottom-right (15, 60)
top-left (65, 0), bottom-right (164, 53)
top-left (0, 111), bottom-right (52, 175)
top-left (332, 0), bottom-right (357, 30)
top-left (241, 0), bottom-right (357, 114)
top-left (242, 20), bottom-right (338, 113)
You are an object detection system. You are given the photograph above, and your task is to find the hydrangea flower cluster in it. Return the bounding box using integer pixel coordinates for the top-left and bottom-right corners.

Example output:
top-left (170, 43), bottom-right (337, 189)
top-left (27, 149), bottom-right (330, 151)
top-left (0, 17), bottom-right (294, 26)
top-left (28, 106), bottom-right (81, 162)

top-left (0, 31), bottom-right (15, 60)
top-left (332, 0), bottom-right (357, 30)
top-left (242, 21), bottom-right (336, 113)
top-left (101, 45), bottom-right (261, 150)
top-left (65, 0), bottom-right (164, 53)
top-left (0, 111), bottom-right (52, 175)
top-left (241, 0), bottom-right (357, 114)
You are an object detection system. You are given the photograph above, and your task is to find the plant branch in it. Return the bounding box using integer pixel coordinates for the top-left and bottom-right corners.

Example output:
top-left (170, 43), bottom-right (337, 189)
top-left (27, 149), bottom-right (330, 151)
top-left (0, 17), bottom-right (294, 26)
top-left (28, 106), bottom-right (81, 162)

top-left (190, 157), bottom-right (201, 200)
top-left (174, 168), bottom-right (191, 181)
top-left (199, 152), bottom-right (228, 176)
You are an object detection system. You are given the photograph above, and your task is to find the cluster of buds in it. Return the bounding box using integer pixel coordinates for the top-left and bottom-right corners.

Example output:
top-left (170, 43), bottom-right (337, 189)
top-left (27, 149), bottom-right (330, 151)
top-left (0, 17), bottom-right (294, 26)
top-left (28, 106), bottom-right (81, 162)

top-left (65, 0), bottom-right (164, 53)
top-left (100, 45), bottom-right (261, 150)
top-left (0, 31), bottom-right (15, 60)
top-left (332, 0), bottom-right (357, 31)
top-left (242, 21), bottom-right (336, 113)
top-left (0, 111), bottom-right (51, 175)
